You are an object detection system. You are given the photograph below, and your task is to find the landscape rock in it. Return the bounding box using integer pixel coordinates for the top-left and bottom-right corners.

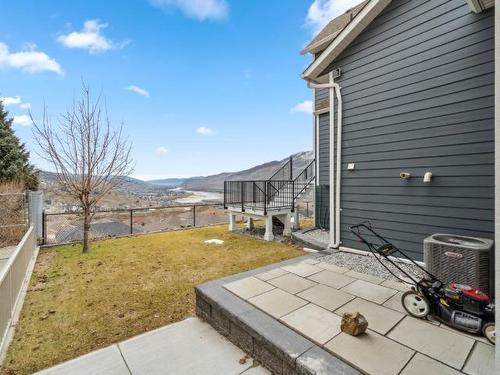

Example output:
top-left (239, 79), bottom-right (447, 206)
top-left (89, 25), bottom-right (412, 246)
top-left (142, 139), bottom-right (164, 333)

top-left (340, 312), bottom-right (368, 336)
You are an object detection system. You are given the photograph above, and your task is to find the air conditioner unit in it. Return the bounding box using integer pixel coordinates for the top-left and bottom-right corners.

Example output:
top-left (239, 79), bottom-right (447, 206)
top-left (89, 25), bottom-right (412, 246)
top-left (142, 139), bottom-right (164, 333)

top-left (424, 234), bottom-right (494, 297)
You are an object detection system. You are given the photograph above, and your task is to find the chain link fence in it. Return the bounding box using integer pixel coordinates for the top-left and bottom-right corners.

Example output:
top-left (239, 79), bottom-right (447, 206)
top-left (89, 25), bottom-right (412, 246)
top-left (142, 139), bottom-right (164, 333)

top-left (43, 204), bottom-right (228, 245)
top-left (0, 192), bottom-right (28, 247)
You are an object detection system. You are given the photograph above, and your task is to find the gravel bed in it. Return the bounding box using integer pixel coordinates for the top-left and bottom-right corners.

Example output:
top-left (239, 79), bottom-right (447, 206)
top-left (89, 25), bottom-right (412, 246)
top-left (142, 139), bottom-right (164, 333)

top-left (237, 226), bottom-right (424, 284)
top-left (299, 228), bottom-right (330, 245)
top-left (318, 250), bottom-right (425, 283)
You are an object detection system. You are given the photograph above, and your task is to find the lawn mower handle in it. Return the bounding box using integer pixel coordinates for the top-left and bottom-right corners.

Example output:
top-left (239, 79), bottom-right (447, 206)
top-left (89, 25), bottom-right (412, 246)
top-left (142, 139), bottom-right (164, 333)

top-left (349, 222), bottom-right (442, 286)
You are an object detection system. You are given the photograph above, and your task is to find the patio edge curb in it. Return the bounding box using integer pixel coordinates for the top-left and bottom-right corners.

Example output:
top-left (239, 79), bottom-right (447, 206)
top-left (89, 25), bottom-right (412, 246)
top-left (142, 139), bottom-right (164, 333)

top-left (195, 256), bottom-right (361, 375)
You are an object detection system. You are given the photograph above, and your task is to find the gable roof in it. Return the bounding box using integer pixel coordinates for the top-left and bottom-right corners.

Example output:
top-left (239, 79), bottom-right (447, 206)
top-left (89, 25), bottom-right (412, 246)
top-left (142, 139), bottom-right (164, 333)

top-left (301, 0), bottom-right (495, 82)
top-left (301, 0), bottom-right (392, 82)
top-left (301, 0), bottom-right (370, 56)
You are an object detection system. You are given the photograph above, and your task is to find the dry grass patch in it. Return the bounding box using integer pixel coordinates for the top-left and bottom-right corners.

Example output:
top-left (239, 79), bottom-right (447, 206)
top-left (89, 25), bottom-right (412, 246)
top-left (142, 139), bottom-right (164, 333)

top-left (1, 225), bottom-right (304, 374)
top-left (0, 181), bottom-right (25, 247)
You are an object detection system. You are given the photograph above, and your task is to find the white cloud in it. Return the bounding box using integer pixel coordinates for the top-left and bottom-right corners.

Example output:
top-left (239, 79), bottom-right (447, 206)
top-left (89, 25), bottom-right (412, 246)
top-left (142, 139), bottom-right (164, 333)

top-left (150, 0), bottom-right (228, 21)
top-left (57, 20), bottom-right (128, 54)
top-left (155, 146), bottom-right (169, 155)
top-left (290, 100), bottom-right (313, 114)
top-left (13, 114), bottom-right (32, 126)
top-left (0, 42), bottom-right (63, 75)
top-left (306, 0), bottom-right (361, 34)
top-left (126, 85), bottom-right (150, 97)
top-left (0, 96), bottom-right (22, 106)
top-left (196, 126), bottom-right (215, 135)
top-left (0, 96), bottom-right (31, 110)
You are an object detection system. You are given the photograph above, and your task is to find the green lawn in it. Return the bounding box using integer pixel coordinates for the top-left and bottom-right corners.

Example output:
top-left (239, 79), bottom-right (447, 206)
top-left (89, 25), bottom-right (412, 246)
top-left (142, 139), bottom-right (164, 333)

top-left (1, 225), bottom-right (304, 375)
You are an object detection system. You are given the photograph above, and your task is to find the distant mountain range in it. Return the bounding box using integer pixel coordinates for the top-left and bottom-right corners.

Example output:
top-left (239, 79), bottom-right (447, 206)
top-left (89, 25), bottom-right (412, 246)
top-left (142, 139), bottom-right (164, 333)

top-left (177, 151), bottom-right (314, 192)
top-left (41, 151), bottom-right (314, 193)
top-left (147, 177), bottom-right (197, 187)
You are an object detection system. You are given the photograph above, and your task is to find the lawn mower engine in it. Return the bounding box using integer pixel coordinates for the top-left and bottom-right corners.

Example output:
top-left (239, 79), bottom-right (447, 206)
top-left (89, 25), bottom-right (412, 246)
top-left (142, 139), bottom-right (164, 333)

top-left (438, 283), bottom-right (494, 334)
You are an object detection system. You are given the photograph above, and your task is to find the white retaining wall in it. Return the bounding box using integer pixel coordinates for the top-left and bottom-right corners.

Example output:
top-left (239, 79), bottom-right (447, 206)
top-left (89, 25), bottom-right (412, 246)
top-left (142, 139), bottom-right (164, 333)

top-left (0, 226), bottom-right (38, 362)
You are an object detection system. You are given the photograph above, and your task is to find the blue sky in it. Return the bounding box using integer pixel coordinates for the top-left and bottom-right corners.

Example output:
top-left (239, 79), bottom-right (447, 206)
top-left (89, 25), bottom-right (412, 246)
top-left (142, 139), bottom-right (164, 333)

top-left (0, 0), bottom-right (358, 180)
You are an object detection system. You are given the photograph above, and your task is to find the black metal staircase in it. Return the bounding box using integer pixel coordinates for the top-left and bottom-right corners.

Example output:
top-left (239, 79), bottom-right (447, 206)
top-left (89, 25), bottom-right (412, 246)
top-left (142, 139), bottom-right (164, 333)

top-left (223, 157), bottom-right (315, 215)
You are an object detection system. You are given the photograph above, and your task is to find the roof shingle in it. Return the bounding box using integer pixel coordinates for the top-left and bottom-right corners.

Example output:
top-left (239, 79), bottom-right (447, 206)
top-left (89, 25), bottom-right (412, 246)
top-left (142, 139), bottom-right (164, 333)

top-left (301, 0), bottom-right (369, 55)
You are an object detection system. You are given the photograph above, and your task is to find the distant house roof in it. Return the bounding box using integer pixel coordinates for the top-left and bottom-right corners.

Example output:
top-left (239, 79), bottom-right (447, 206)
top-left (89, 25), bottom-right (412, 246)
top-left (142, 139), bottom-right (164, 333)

top-left (301, 0), bottom-right (495, 82)
top-left (56, 219), bottom-right (144, 243)
top-left (300, 0), bottom-right (369, 56)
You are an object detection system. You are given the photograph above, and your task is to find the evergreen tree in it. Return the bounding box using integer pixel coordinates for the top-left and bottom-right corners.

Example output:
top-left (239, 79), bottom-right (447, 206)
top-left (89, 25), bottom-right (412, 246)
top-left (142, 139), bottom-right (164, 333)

top-left (0, 101), bottom-right (38, 189)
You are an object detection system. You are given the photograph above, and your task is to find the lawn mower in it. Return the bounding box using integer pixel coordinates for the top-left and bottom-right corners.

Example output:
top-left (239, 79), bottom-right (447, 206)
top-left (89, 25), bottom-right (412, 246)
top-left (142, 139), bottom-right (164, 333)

top-left (350, 222), bottom-right (495, 344)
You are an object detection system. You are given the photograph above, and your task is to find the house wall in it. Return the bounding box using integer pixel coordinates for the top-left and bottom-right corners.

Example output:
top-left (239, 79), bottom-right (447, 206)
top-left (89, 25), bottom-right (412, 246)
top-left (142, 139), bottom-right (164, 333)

top-left (494, 2), bottom-right (499, 366)
top-left (314, 0), bottom-right (495, 260)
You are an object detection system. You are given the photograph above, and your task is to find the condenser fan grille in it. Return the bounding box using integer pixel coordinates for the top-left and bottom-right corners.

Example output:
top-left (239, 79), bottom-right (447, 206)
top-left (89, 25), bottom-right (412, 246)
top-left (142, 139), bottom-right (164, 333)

top-left (424, 234), bottom-right (493, 296)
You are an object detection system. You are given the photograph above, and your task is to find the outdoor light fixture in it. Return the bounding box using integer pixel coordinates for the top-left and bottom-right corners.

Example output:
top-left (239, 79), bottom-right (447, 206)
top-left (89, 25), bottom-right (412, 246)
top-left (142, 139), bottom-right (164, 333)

top-left (423, 172), bottom-right (433, 183)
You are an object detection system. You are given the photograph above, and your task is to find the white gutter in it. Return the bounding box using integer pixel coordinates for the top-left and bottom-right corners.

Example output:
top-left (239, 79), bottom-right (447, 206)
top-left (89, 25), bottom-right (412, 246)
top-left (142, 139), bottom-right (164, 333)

top-left (313, 88), bottom-right (318, 225)
top-left (465, 0), bottom-right (483, 13)
top-left (308, 72), bottom-right (343, 248)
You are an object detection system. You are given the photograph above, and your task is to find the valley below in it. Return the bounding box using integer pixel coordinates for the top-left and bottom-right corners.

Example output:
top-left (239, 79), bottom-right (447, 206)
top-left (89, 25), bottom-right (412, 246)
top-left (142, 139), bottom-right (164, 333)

top-left (40, 151), bottom-right (313, 213)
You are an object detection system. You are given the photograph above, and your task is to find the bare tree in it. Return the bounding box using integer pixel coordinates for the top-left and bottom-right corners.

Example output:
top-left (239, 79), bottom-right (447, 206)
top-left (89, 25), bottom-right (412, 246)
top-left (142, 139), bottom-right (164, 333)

top-left (32, 85), bottom-right (133, 253)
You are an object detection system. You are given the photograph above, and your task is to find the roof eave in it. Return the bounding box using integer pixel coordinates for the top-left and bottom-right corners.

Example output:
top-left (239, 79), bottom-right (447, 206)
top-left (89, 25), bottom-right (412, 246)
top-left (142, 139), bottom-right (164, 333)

top-left (302, 0), bottom-right (392, 82)
top-left (300, 31), bottom-right (341, 55)
top-left (465, 0), bottom-right (494, 13)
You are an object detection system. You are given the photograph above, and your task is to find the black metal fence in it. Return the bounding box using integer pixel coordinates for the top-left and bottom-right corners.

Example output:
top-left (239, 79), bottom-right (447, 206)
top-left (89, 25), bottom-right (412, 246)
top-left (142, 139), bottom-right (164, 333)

top-left (224, 180), bottom-right (299, 214)
top-left (315, 185), bottom-right (329, 229)
top-left (42, 203), bottom-right (227, 245)
top-left (297, 201), bottom-right (313, 219)
top-left (224, 159), bottom-right (315, 215)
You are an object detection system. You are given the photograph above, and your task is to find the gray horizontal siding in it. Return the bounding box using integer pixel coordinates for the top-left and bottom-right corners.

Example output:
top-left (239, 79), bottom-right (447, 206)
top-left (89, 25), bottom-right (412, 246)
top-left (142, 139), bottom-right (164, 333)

top-left (318, 113), bottom-right (330, 186)
top-left (314, 0), bottom-right (494, 261)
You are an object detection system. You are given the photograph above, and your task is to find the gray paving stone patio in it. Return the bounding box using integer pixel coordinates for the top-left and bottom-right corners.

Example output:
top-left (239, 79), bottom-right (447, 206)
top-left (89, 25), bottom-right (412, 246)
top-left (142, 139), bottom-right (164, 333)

top-left (400, 353), bottom-right (462, 375)
top-left (281, 262), bottom-right (323, 277)
top-left (326, 330), bottom-right (414, 375)
top-left (335, 298), bottom-right (405, 335)
top-left (225, 276), bottom-right (275, 299)
top-left (281, 303), bottom-right (342, 345)
top-left (221, 257), bottom-right (495, 375)
top-left (387, 316), bottom-right (475, 370)
top-left (36, 317), bottom-right (269, 375)
top-left (308, 269), bottom-right (356, 289)
top-left (248, 288), bottom-right (308, 318)
top-left (255, 268), bottom-right (288, 281)
top-left (344, 270), bottom-right (384, 285)
top-left (268, 273), bottom-right (316, 294)
top-left (341, 279), bottom-right (398, 304)
top-left (297, 284), bottom-right (355, 311)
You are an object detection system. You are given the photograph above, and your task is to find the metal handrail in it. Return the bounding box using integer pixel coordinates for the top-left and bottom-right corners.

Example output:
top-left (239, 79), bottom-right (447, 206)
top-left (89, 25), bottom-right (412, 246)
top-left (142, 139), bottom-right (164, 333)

top-left (269, 157), bottom-right (293, 181)
top-left (223, 158), bottom-right (315, 213)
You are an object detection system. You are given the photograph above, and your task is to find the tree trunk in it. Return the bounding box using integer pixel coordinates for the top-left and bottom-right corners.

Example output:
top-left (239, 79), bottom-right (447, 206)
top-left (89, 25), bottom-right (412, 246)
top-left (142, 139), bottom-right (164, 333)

top-left (82, 209), bottom-right (90, 254)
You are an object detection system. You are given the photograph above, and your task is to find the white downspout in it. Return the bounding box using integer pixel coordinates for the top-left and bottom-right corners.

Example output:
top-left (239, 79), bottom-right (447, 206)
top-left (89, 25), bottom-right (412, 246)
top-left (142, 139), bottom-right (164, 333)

top-left (313, 88), bottom-right (318, 225)
top-left (332, 79), bottom-right (342, 249)
top-left (328, 73), bottom-right (336, 248)
top-left (307, 73), bottom-right (343, 249)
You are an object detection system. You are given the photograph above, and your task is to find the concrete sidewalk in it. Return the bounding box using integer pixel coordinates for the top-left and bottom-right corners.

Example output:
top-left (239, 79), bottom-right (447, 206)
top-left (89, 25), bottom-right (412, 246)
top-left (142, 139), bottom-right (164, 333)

top-left (36, 318), bottom-right (269, 375)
